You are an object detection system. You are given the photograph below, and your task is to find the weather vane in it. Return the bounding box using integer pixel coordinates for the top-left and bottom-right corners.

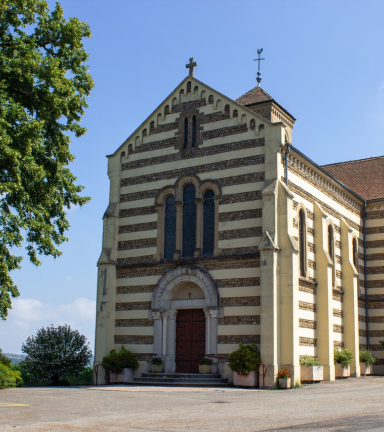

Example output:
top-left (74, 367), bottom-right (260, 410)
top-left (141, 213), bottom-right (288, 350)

top-left (253, 48), bottom-right (265, 87)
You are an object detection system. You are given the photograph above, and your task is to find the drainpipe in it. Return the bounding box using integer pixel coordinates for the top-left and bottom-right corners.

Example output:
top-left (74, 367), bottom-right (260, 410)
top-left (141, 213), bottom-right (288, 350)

top-left (363, 201), bottom-right (369, 348)
top-left (285, 143), bottom-right (290, 186)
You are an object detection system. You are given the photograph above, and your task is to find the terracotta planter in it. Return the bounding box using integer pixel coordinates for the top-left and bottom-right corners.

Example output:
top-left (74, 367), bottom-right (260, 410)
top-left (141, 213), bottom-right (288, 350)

top-left (335, 364), bottom-right (350, 378)
top-left (233, 370), bottom-right (259, 387)
top-left (279, 378), bottom-right (291, 389)
top-left (199, 364), bottom-right (211, 374)
top-left (360, 362), bottom-right (372, 376)
top-left (151, 364), bottom-right (163, 373)
top-left (301, 366), bottom-right (323, 382)
top-left (109, 368), bottom-right (133, 383)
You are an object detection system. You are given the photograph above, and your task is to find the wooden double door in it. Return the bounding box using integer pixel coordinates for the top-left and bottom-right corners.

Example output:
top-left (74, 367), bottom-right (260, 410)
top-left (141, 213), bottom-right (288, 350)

top-left (175, 309), bottom-right (205, 373)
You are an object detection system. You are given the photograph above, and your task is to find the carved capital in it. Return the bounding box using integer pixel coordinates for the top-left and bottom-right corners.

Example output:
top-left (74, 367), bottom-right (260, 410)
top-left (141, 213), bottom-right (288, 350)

top-left (152, 311), bottom-right (161, 320)
top-left (161, 311), bottom-right (170, 320)
top-left (209, 309), bottom-right (219, 319)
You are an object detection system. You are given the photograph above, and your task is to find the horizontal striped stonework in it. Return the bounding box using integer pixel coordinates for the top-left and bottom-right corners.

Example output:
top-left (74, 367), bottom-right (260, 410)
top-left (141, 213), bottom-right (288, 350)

top-left (366, 266), bottom-right (384, 275)
top-left (200, 111), bottom-right (229, 124)
top-left (219, 227), bottom-right (262, 241)
top-left (368, 316), bottom-right (384, 323)
top-left (220, 191), bottom-right (262, 205)
top-left (149, 122), bottom-right (178, 135)
top-left (306, 209), bottom-right (314, 220)
top-left (366, 240), bottom-right (384, 248)
top-left (221, 297), bottom-right (260, 306)
top-left (299, 337), bottom-right (316, 347)
top-left (359, 314), bottom-right (366, 322)
top-left (308, 260), bottom-right (316, 270)
top-left (172, 99), bottom-right (206, 113)
top-left (218, 335), bottom-right (260, 344)
top-left (121, 154), bottom-right (265, 188)
top-left (336, 270), bottom-right (342, 279)
top-left (358, 299), bottom-right (365, 308)
top-left (119, 206), bottom-right (155, 218)
top-left (117, 285), bottom-right (155, 294)
top-left (216, 278), bottom-right (260, 288)
top-left (308, 242), bottom-right (315, 253)
top-left (118, 238), bottom-right (156, 250)
top-left (117, 256), bottom-right (156, 266)
top-left (336, 255), bottom-right (342, 265)
top-left (220, 246), bottom-right (260, 256)
top-left (369, 330), bottom-right (384, 337)
top-left (218, 316), bottom-right (260, 325)
top-left (119, 222), bottom-right (157, 234)
top-left (375, 359), bottom-right (384, 365)
top-left (366, 210), bottom-right (384, 220)
top-left (115, 319), bottom-right (154, 327)
top-left (307, 227), bottom-right (314, 236)
top-left (201, 123), bottom-right (247, 140)
top-left (114, 335), bottom-right (154, 344)
top-left (121, 140), bottom-right (264, 171)
top-left (120, 189), bottom-right (158, 203)
top-left (365, 226), bottom-right (384, 235)
top-left (116, 302), bottom-right (151, 311)
top-left (133, 137), bottom-right (178, 154)
top-left (334, 341), bottom-right (344, 349)
top-left (369, 344), bottom-right (384, 351)
top-left (367, 280), bottom-right (384, 288)
top-left (335, 240), bottom-right (341, 249)
top-left (333, 309), bottom-right (343, 318)
top-left (299, 279), bottom-right (316, 294)
top-left (299, 318), bottom-right (316, 329)
top-left (359, 329), bottom-right (366, 337)
top-left (203, 259), bottom-right (260, 270)
top-left (333, 290), bottom-right (343, 302)
top-left (333, 324), bottom-right (344, 333)
top-left (219, 209), bottom-right (262, 222)
top-left (366, 253), bottom-right (384, 261)
top-left (368, 301), bottom-right (384, 309)
top-left (299, 301), bottom-right (316, 312)
top-left (334, 225), bottom-right (341, 234)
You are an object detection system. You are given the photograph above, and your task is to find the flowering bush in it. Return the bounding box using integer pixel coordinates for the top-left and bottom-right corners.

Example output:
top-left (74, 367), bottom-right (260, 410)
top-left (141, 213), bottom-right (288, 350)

top-left (199, 357), bottom-right (213, 366)
top-left (228, 343), bottom-right (261, 375)
top-left (277, 368), bottom-right (290, 379)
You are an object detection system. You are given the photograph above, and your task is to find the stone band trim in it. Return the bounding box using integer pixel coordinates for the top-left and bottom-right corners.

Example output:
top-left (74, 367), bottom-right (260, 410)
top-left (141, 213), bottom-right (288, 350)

top-left (117, 256), bottom-right (157, 266)
top-left (299, 337), bottom-right (317, 347)
top-left (117, 285), bottom-right (155, 294)
top-left (203, 259), bottom-right (260, 271)
top-left (366, 266), bottom-right (384, 275)
top-left (216, 278), bottom-right (260, 288)
top-left (369, 330), bottom-right (384, 337)
top-left (218, 335), bottom-right (260, 344)
top-left (219, 227), bottom-right (262, 241)
top-left (220, 191), bottom-right (262, 205)
top-left (368, 301), bottom-right (384, 309)
top-left (114, 335), bottom-right (154, 344)
top-left (220, 246), bottom-right (260, 256)
top-left (367, 280), bottom-right (384, 288)
top-left (121, 139), bottom-right (264, 171)
top-left (200, 111), bottom-right (229, 124)
top-left (219, 209), bottom-right (262, 222)
top-left (333, 309), bottom-right (343, 318)
top-left (367, 253), bottom-right (384, 261)
top-left (299, 318), bottom-right (316, 329)
top-left (115, 319), bottom-right (154, 327)
top-left (333, 291), bottom-right (344, 302)
top-left (201, 124), bottom-right (248, 140)
top-left (172, 99), bottom-right (206, 113)
top-left (366, 210), bottom-right (384, 220)
top-left (118, 238), bottom-right (156, 251)
top-left (333, 324), bottom-right (344, 333)
top-left (120, 189), bottom-right (158, 203)
top-left (119, 222), bottom-right (157, 234)
top-left (221, 296), bottom-right (260, 306)
top-left (134, 137), bottom-right (178, 154)
top-left (366, 240), bottom-right (384, 248)
top-left (308, 259), bottom-right (316, 270)
top-left (119, 206), bottom-right (155, 218)
top-left (366, 226), bottom-right (384, 234)
top-left (116, 301), bottom-right (152, 311)
top-left (218, 316), bottom-right (260, 325)
top-left (333, 341), bottom-right (344, 349)
top-left (299, 301), bottom-right (316, 312)
top-left (149, 122), bottom-right (178, 135)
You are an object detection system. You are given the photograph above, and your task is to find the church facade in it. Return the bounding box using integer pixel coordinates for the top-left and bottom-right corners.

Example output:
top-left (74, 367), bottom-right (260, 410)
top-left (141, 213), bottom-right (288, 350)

top-left (94, 65), bottom-right (384, 387)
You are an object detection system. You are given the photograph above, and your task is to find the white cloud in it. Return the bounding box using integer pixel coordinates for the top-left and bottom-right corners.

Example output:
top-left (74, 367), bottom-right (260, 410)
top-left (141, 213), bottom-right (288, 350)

top-left (0, 297), bottom-right (96, 354)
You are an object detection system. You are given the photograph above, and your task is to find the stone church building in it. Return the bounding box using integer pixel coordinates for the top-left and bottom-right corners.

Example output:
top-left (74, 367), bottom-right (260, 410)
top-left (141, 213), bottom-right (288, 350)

top-left (94, 61), bottom-right (384, 387)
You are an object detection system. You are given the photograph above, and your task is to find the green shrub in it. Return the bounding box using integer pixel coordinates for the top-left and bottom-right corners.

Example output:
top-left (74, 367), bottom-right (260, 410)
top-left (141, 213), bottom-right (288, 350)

top-left (359, 350), bottom-right (376, 365)
top-left (0, 363), bottom-right (18, 388)
top-left (228, 343), bottom-right (261, 374)
top-left (102, 346), bottom-right (139, 372)
top-left (199, 357), bottom-right (213, 366)
top-left (66, 366), bottom-right (94, 385)
top-left (299, 356), bottom-right (321, 367)
top-left (334, 348), bottom-right (353, 368)
top-left (151, 357), bottom-right (163, 366)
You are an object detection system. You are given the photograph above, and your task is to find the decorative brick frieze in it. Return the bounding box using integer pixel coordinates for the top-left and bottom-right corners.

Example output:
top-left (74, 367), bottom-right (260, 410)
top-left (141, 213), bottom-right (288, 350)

top-left (359, 279), bottom-right (365, 287)
top-left (114, 335), bottom-right (154, 344)
top-left (359, 239), bottom-right (364, 247)
top-left (333, 341), bottom-right (344, 349)
top-left (336, 255), bottom-right (342, 265)
top-left (121, 139), bottom-right (264, 171)
top-left (200, 111), bottom-right (229, 124)
top-left (203, 259), bottom-right (260, 271)
top-left (308, 242), bottom-right (315, 253)
top-left (299, 283), bottom-right (316, 295)
top-left (367, 266), bottom-right (384, 275)
top-left (368, 315), bottom-right (384, 323)
top-left (368, 301), bottom-right (384, 309)
top-left (367, 253), bottom-right (384, 261)
top-left (333, 324), bottom-right (344, 333)
top-left (368, 294), bottom-right (384, 301)
top-left (365, 226), bottom-right (384, 235)
top-left (336, 270), bottom-right (342, 279)
top-left (134, 137), bottom-right (178, 154)
top-left (149, 122), bottom-right (178, 135)
top-left (220, 191), bottom-right (262, 205)
top-left (333, 290), bottom-right (344, 302)
top-left (306, 209), bottom-right (314, 220)
top-left (121, 155), bottom-right (265, 188)
top-left (216, 278), bottom-right (260, 288)
top-left (116, 301), bottom-right (152, 311)
top-left (218, 315), bottom-right (260, 325)
top-left (299, 318), bottom-right (316, 329)
top-left (117, 256), bottom-right (157, 266)
top-left (172, 99), bottom-right (206, 113)
top-left (115, 319), bottom-right (154, 327)
top-left (335, 240), bottom-right (341, 249)
top-left (308, 259), bottom-right (316, 270)
top-left (308, 276), bottom-right (316, 283)
top-left (333, 309), bottom-right (343, 318)
top-left (359, 314), bottom-right (366, 322)
top-left (117, 285), bottom-right (155, 294)
top-left (119, 221), bottom-right (157, 234)
top-left (220, 246), bottom-right (260, 256)
top-left (366, 210), bottom-right (384, 220)
top-left (369, 330), bottom-right (384, 337)
top-left (358, 299), bottom-right (365, 308)
top-left (221, 296), bottom-right (260, 306)
top-left (120, 189), bottom-right (158, 203)
top-left (218, 335), bottom-right (260, 344)
top-left (367, 280), bottom-right (384, 288)
top-left (117, 266), bottom-right (167, 279)
top-left (299, 301), bottom-right (316, 312)
top-left (118, 238), bottom-right (156, 250)
top-left (202, 124), bottom-right (248, 140)
top-left (334, 225), bottom-right (341, 234)
top-left (219, 227), bottom-right (262, 241)
top-left (307, 227), bottom-right (314, 236)
top-left (299, 337), bottom-right (317, 347)
top-left (367, 240), bottom-right (384, 248)
top-left (119, 206), bottom-right (155, 218)
top-left (219, 209), bottom-right (262, 222)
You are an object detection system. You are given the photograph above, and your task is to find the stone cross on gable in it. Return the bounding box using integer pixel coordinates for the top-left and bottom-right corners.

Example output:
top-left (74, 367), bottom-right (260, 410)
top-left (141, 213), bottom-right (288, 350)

top-left (186, 57), bottom-right (197, 77)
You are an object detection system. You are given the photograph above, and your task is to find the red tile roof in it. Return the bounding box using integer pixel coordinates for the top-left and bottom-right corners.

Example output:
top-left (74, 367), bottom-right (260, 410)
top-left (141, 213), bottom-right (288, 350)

top-left (322, 156), bottom-right (384, 201)
top-left (236, 86), bottom-right (273, 106)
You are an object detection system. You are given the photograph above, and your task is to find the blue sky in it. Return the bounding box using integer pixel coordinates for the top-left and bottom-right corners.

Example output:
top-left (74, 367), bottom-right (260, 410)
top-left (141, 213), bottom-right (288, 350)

top-left (1, 0), bottom-right (384, 354)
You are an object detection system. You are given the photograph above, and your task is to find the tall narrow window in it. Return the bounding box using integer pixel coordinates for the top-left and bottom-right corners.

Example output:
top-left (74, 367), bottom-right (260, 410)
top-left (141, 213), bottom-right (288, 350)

top-left (182, 184), bottom-right (196, 257)
top-left (203, 190), bottom-right (215, 256)
top-left (192, 116), bottom-right (197, 147)
top-left (328, 225), bottom-right (334, 261)
top-left (184, 117), bottom-right (188, 148)
top-left (164, 195), bottom-right (176, 259)
top-left (299, 209), bottom-right (306, 277)
top-left (353, 238), bottom-right (358, 269)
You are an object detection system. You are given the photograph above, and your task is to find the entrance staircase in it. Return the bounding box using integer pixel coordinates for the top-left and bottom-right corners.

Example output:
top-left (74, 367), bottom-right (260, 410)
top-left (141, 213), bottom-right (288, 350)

top-left (126, 372), bottom-right (229, 387)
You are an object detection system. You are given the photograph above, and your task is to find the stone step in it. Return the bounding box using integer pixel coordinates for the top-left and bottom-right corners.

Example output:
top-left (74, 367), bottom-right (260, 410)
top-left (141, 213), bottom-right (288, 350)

top-left (137, 377), bottom-right (228, 383)
top-left (141, 373), bottom-right (222, 379)
top-left (126, 380), bottom-right (231, 387)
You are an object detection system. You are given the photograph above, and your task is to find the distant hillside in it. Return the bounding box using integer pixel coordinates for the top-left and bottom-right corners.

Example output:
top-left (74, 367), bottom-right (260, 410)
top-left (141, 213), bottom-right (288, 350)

top-left (4, 353), bottom-right (27, 364)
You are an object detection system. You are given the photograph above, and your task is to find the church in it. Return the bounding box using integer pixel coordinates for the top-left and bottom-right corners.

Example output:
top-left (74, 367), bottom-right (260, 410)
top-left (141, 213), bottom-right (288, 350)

top-left (94, 58), bottom-right (384, 387)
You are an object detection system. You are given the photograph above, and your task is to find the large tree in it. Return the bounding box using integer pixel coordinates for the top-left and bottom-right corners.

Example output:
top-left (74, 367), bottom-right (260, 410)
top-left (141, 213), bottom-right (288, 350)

top-left (0, 0), bottom-right (93, 319)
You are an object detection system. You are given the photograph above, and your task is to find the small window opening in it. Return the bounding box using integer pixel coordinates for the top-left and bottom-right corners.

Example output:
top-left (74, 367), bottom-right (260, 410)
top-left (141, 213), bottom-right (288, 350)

top-left (184, 117), bottom-right (188, 148)
top-left (192, 116), bottom-right (197, 147)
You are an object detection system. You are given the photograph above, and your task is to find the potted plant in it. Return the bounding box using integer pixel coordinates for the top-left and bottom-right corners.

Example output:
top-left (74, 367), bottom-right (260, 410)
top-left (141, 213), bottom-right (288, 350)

top-left (228, 343), bottom-right (261, 387)
top-left (359, 350), bottom-right (376, 376)
top-left (198, 357), bottom-right (213, 374)
top-left (102, 346), bottom-right (139, 383)
top-left (334, 348), bottom-right (353, 378)
top-left (151, 357), bottom-right (163, 373)
top-left (300, 356), bottom-right (323, 382)
top-left (277, 369), bottom-right (291, 389)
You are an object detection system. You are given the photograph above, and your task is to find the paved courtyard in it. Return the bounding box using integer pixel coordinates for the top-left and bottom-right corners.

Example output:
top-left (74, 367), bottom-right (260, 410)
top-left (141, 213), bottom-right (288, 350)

top-left (1, 377), bottom-right (384, 431)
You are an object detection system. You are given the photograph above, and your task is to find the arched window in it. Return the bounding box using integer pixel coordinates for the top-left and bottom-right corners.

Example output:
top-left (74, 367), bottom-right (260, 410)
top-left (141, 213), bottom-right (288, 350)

top-left (208, 95), bottom-right (214, 104)
top-left (233, 109), bottom-right (238, 118)
top-left (184, 117), bottom-right (188, 148)
top-left (353, 237), bottom-right (358, 269)
top-left (192, 116), bottom-right (197, 147)
top-left (182, 184), bottom-right (196, 257)
top-left (203, 190), bottom-right (215, 256)
top-left (328, 225), bottom-right (334, 261)
top-left (250, 119), bottom-right (256, 130)
top-left (164, 196), bottom-right (176, 259)
top-left (299, 209), bottom-right (306, 277)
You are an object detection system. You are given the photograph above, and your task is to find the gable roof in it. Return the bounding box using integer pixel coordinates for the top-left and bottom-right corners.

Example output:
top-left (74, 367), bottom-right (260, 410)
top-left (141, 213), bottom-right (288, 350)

top-left (322, 156), bottom-right (384, 201)
top-left (236, 86), bottom-right (273, 105)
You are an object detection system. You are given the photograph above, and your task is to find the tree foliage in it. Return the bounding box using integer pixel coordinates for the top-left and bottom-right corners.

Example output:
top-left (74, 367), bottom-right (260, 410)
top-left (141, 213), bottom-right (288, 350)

top-left (0, 0), bottom-right (93, 319)
top-left (0, 348), bottom-right (22, 388)
top-left (21, 324), bottom-right (92, 385)
top-left (102, 346), bottom-right (139, 372)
